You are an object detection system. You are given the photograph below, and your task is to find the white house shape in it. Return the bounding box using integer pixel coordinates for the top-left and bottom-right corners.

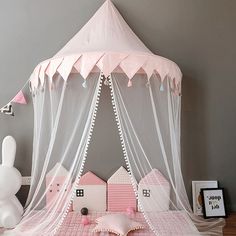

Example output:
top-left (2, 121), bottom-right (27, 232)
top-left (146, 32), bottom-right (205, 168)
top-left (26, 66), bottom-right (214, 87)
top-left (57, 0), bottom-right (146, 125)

top-left (108, 166), bottom-right (137, 212)
top-left (107, 166), bottom-right (133, 184)
top-left (73, 171), bottom-right (107, 212)
top-left (138, 169), bottom-right (170, 212)
top-left (46, 163), bottom-right (72, 211)
top-left (47, 162), bottom-right (69, 177)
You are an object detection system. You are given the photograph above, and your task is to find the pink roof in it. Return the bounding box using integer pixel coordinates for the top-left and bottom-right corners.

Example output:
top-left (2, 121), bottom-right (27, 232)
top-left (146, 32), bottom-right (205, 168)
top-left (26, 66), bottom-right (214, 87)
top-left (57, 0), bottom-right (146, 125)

top-left (79, 171), bottom-right (106, 185)
top-left (139, 169), bottom-right (170, 186)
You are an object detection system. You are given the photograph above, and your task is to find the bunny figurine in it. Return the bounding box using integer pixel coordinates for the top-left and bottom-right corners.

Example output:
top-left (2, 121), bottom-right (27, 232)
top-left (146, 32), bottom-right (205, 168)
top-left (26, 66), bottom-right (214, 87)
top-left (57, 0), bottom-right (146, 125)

top-left (0, 136), bottom-right (23, 228)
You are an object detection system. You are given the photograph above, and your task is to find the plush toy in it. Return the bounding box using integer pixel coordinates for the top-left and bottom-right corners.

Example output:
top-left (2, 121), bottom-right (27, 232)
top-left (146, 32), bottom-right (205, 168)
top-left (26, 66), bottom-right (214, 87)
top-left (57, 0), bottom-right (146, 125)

top-left (0, 136), bottom-right (23, 228)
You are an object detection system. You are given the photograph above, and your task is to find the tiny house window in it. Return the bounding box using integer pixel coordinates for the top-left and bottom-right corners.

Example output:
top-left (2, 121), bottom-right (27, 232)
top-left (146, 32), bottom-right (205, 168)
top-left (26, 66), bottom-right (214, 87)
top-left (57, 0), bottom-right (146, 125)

top-left (76, 189), bottom-right (84, 197)
top-left (143, 189), bottom-right (151, 197)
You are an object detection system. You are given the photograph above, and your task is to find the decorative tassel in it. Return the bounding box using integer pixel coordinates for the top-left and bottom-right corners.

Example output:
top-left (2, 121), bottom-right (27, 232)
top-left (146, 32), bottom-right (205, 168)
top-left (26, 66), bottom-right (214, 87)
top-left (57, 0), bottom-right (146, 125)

top-left (160, 82), bottom-right (164, 91)
top-left (82, 79), bottom-right (87, 88)
top-left (104, 77), bottom-right (109, 86)
top-left (145, 80), bottom-right (150, 88)
top-left (127, 79), bottom-right (132, 87)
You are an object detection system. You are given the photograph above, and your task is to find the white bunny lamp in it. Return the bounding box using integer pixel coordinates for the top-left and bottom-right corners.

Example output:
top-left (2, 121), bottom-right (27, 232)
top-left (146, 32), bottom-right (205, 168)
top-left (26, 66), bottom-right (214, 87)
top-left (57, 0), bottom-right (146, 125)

top-left (0, 136), bottom-right (23, 228)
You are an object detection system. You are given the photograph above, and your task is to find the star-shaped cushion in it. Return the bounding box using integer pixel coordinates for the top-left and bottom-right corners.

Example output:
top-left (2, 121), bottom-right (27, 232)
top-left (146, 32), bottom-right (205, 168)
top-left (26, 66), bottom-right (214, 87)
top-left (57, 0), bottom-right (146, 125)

top-left (92, 214), bottom-right (144, 236)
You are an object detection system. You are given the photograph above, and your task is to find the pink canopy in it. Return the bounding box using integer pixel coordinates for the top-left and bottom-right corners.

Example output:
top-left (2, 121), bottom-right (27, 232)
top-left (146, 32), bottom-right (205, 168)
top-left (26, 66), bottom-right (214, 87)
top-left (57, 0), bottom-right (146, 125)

top-left (30, 0), bottom-right (181, 93)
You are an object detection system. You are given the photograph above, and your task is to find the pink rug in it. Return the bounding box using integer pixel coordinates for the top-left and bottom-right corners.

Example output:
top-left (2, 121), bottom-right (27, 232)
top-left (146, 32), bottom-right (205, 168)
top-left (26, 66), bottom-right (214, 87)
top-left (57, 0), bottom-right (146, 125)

top-left (56, 211), bottom-right (153, 236)
top-left (56, 211), bottom-right (198, 236)
top-left (0, 211), bottom-right (198, 235)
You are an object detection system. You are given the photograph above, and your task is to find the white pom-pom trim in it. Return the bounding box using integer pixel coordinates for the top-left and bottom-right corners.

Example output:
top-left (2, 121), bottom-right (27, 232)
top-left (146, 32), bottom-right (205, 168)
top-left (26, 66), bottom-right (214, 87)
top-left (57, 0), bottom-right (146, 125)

top-left (52, 72), bottom-right (103, 235)
top-left (108, 75), bottom-right (159, 236)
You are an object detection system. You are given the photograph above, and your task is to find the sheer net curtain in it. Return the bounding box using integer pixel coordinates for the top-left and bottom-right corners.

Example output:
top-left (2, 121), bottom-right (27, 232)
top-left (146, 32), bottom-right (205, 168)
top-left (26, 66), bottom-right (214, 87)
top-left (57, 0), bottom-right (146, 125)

top-left (4, 70), bottom-right (224, 236)
top-left (110, 73), bottom-right (225, 236)
top-left (4, 72), bottom-right (102, 236)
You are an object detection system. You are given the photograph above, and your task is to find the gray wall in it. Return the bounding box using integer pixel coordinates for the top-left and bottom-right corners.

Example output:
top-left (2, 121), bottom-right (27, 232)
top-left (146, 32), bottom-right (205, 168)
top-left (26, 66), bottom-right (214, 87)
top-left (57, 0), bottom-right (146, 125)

top-left (0, 0), bottom-right (235, 211)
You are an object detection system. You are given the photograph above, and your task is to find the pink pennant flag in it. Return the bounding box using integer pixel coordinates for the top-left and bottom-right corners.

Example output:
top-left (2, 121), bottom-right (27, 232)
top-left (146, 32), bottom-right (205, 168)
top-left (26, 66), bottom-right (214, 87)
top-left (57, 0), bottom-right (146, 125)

top-left (12, 90), bottom-right (27, 105)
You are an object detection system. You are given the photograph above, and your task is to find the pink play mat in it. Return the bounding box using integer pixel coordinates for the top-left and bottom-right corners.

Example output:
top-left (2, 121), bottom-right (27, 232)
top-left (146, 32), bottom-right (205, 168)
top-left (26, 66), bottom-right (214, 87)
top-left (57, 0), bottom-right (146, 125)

top-left (0, 211), bottom-right (198, 235)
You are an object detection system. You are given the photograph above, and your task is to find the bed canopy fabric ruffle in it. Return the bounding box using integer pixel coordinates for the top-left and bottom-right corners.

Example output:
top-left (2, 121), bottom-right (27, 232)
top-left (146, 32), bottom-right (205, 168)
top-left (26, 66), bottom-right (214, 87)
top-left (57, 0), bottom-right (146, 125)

top-left (30, 52), bottom-right (182, 94)
top-left (29, 0), bottom-right (181, 94)
top-left (4, 0), bottom-right (224, 235)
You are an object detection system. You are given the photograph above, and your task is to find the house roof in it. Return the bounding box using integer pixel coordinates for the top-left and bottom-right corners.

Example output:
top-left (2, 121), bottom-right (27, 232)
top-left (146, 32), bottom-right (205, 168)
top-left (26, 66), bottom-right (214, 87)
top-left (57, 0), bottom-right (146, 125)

top-left (79, 171), bottom-right (106, 185)
top-left (47, 163), bottom-right (69, 177)
top-left (139, 169), bottom-right (169, 186)
top-left (108, 166), bottom-right (132, 184)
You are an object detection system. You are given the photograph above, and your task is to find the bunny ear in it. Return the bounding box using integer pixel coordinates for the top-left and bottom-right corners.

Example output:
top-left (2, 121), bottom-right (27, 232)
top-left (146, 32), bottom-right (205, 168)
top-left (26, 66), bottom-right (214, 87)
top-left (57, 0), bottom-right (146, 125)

top-left (2, 136), bottom-right (16, 167)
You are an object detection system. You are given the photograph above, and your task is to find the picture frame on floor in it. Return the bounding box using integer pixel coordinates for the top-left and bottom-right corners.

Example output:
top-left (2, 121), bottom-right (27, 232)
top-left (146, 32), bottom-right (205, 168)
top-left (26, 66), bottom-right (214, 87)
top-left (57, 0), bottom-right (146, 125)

top-left (201, 188), bottom-right (227, 219)
top-left (192, 181), bottom-right (218, 215)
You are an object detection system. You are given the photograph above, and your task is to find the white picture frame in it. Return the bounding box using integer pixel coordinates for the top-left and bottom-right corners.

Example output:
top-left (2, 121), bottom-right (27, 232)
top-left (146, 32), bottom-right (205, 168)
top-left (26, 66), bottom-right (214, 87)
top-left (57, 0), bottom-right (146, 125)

top-left (192, 181), bottom-right (218, 215)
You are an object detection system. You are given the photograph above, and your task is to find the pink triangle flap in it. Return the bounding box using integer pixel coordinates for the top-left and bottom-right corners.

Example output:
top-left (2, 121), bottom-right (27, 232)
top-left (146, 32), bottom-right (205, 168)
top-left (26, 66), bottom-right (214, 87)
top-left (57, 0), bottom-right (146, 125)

top-left (12, 91), bottom-right (27, 105)
top-left (120, 55), bottom-right (148, 79)
top-left (57, 55), bottom-right (80, 80)
top-left (97, 53), bottom-right (128, 77)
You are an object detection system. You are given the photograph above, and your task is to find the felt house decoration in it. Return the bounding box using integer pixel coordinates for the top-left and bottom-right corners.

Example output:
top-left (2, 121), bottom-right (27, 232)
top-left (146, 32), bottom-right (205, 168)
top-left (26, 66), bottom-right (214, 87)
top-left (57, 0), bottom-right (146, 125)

top-left (46, 163), bottom-right (72, 211)
top-left (73, 171), bottom-right (107, 212)
top-left (108, 166), bottom-right (137, 212)
top-left (138, 169), bottom-right (170, 212)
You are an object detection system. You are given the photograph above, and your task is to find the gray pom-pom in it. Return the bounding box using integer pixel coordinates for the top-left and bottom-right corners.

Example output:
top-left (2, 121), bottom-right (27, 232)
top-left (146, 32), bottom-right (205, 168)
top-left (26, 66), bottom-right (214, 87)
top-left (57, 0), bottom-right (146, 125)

top-left (81, 207), bottom-right (88, 215)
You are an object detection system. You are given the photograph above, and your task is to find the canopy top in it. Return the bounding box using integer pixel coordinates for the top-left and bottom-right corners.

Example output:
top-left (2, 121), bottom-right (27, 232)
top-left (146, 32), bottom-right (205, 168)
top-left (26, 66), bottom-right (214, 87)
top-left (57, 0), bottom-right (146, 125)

top-left (30, 0), bottom-right (182, 93)
top-left (55, 0), bottom-right (151, 56)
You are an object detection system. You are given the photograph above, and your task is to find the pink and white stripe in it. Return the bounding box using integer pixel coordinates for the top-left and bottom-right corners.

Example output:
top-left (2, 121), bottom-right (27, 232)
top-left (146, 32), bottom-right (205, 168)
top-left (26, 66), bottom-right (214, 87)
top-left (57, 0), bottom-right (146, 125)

top-left (1, 211), bottom-right (198, 235)
top-left (108, 184), bottom-right (137, 212)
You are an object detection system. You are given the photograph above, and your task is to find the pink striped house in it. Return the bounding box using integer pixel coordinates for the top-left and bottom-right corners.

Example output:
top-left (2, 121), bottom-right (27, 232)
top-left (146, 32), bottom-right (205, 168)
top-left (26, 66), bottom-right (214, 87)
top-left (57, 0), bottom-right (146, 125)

top-left (108, 166), bottom-right (137, 212)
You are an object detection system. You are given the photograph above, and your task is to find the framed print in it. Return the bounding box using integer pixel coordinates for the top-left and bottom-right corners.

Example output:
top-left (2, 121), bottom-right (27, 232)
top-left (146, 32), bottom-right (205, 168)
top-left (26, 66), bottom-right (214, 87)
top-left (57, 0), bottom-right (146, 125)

top-left (201, 188), bottom-right (227, 218)
top-left (192, 181), bottom-right (218, 215)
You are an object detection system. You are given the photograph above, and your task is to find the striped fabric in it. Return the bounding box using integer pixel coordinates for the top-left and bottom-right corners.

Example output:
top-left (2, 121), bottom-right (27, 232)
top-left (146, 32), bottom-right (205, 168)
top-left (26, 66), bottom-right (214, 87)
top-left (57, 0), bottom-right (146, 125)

top-left (56, 211), bottom-right (198, 236)
top-left (1, 211), bottom-right (199, 235)
top-left (108, 184), bottom-right (137, 212)
top-left (57, 212), bottom-right (152, 236)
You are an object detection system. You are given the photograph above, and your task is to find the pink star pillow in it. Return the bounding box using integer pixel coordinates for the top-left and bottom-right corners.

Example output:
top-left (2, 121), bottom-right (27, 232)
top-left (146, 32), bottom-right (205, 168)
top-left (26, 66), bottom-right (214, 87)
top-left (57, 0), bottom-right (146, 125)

top-left (93, 214), bottom-right (144, 236)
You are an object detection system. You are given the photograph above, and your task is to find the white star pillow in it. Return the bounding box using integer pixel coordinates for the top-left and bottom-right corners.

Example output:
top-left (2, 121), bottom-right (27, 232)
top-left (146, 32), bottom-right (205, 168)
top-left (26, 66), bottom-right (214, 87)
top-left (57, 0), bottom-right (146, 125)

top-left (93, 214), bottom-right (144, 236)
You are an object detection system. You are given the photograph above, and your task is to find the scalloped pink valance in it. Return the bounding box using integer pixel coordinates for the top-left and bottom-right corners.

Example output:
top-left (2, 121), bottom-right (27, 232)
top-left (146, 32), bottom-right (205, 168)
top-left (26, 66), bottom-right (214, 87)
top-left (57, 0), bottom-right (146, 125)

top-left (30, 52), bottom-right (182, 91)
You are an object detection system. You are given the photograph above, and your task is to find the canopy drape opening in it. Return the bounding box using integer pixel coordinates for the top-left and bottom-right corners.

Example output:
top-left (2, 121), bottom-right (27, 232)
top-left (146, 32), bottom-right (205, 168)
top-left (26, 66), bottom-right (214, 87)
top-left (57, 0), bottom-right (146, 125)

top-left (4, 72), bottom-right (225, 236)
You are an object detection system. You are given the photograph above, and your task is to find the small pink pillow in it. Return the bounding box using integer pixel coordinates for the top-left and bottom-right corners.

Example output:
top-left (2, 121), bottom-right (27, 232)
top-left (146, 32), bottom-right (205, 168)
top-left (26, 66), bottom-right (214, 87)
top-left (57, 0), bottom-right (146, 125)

top-left (93, 214), bottom-right (144, 236)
